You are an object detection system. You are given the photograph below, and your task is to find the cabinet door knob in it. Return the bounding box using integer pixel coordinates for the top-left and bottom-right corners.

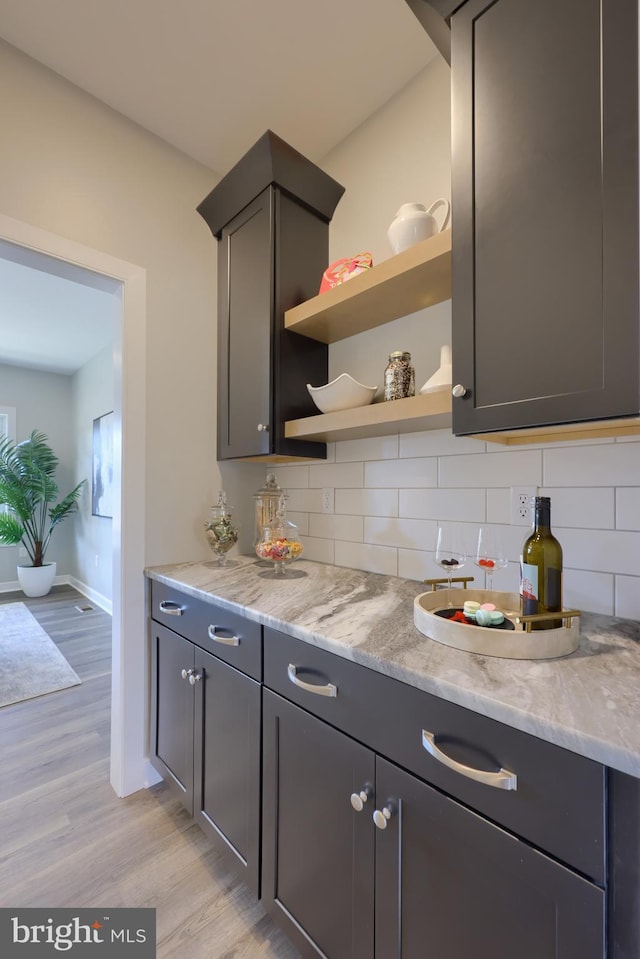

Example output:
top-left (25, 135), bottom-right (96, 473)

top-left (452, 384), bottom-right (467, 398)
top-left (350, 785), bottom-right (373, 812)
top-left (180, 668), bottom-right (193, 680)
top-left (373, 805), bottom-right (395, 830)
top-left (257, 423), bottom-right (269, 432)
top-left (188, 671), bottom-right (202, 685)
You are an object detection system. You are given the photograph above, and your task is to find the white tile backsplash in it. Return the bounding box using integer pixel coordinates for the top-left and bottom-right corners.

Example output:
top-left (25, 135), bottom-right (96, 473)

top-left (365, 457), bottom-right (437, 488)
top-left (364, 516), bottom-right (437, 550)
top-left (616, 488), bottom-right (640, 530)
top-left (486, 488), bottom-right (511, 524)
top-left (558, 527), bottom-right (640, 576)
top-left (615, 575), bottom-right (640, 619)
top-left (335, 541), bottom-right (398, 576)
top-left (308, 461), bottom-right (364, 489)
top-left (439, 450), bottom-right (542, 488)
top-left (539, 487), bottom-right (615, 529)
top-left (300, 535), bottom-right (335, 565)
top-left (400, 428), bottom-right (484, 458)
top-left (262, 435), bottom-right (640, 618)
top-left (286, 488), bottom-right (324, 513)
top-left (563, 569), bottom-right (614, 617)
top-left (335, 488), bottom-right (399, 517)
top-left (544, 442), bottom-right (640, 487)
top-left (399, 488), bottom-right (485, 523)
top-left (336, 434), bottom-right (398, 462)
top-left (309, 513), bottom-right (364, 542)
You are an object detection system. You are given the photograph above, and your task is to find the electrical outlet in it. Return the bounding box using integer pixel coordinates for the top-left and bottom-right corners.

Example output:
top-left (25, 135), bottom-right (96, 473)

top-left (510, 486), bottom-right (537, 526)
top-left (321, 487), bottom-right (334, 514)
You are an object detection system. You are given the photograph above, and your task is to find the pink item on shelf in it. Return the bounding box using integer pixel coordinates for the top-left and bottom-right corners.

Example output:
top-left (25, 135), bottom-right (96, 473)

top-left (319, 252), bottom-right (373, 293)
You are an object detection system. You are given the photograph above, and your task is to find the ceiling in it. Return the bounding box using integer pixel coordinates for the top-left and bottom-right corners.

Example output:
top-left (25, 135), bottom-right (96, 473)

top-left (0, 0), bottom-right (437, 374)
top-left (0, 0), bottom-right (437, 174)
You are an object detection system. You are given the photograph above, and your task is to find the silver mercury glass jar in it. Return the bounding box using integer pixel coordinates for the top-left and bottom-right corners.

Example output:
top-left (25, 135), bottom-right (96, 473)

top-left (384, 351), bottom-right (415, 401)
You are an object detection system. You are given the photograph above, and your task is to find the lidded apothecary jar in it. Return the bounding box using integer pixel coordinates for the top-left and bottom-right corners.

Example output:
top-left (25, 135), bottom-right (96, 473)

top-left (255, 495), bottom-right (303, 576)
top-left (384, 351), bottom-right (415, 401)
top-left (204, 491), bottom-right (239, 566)
top-left (253, 473), bottom-right (287, 548)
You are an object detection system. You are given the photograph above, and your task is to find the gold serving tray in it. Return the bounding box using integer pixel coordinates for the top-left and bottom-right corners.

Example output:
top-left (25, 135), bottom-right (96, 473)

top-left (414, 586), bottom-right (580, 660)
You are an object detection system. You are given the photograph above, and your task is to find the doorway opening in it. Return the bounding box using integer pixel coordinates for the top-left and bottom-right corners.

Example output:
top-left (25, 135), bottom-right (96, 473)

top-left (0, 211), bottom-right (149, 798)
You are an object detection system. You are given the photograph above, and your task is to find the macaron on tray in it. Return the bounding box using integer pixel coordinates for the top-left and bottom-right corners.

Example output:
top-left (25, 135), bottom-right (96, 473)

top-left (439, 600), bottom-right (512, 630)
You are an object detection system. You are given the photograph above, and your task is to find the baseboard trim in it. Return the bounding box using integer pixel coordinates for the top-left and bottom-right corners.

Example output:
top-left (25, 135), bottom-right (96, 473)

top-left (0, 574), bottom-right (112, 615)
top-left (67, 576), bottom-right (112, 615)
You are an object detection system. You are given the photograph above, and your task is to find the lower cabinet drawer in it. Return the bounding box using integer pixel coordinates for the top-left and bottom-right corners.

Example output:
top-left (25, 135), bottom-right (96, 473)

top-left (263, 626), bottom-right (606, 883)
top-left (150, 579), bottom-right (262, 680)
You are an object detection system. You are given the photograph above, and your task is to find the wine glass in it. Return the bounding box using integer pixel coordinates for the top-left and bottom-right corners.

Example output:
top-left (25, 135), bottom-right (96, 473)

top-left (475, 526), bottom-right (508, 592)
top-left (434, 524), bottom-right (467, 607)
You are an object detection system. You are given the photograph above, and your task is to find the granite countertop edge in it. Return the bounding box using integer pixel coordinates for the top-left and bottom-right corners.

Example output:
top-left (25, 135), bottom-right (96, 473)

top-left (146, 557), bottom-right (640, 779)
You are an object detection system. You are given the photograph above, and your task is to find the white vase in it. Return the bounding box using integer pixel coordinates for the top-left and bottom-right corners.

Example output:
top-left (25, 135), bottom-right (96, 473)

top-left (419, 345), bottom-right (453, 394)
top-left (387, 199), bottom-right (451, 254)
top-left (17, 562), bottom-right (57, 598)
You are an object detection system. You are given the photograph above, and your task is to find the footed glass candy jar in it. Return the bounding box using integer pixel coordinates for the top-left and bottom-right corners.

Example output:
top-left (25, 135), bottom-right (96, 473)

top-left (205, 491), bottom-right (239, 566)
top-left (255, 496), bottom-right (303, 576)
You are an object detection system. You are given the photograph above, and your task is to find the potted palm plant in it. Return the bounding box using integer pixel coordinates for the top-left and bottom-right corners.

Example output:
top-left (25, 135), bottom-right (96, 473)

top-left (0, 430), bottom-right (86, 597)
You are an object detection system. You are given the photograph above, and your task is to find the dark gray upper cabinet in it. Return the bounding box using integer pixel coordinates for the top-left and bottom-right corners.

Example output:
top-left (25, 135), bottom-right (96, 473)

top-left (198, 131), bottom-right (344, 460)
top-left (450, 0), bottom-right (639, 436)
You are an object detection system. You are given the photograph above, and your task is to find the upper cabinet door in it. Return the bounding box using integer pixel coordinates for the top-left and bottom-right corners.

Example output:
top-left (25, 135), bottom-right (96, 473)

top-left (451, 0), bottom-right (639, 435)
top-left (217, 190), bottom-right (273, 460)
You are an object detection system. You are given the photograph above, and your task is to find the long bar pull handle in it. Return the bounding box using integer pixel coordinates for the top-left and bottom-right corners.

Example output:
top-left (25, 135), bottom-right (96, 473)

top-left (421, 730), bottom-right (518, 791)
top-left (159, 600), bottom-right (184, 616)
top-left (287, 664), bottom-right (337, 698)
top-left (208, 625), bottom-right (240, 646)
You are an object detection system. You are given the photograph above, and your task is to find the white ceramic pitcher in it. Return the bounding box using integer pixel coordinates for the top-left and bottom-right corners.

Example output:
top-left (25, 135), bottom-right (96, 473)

top-left (387, 199), bottom-right (451, 254)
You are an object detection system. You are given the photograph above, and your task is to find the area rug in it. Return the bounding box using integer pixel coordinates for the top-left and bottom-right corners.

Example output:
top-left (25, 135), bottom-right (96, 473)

top-left (0, 602), bottom-right (81, 707)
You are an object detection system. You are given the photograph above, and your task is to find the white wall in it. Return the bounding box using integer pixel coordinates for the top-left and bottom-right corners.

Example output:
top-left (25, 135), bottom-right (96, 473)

top-left (0, 39), bottom-right (233, 569)
top-left (261, 55), bottom-right (640, 620)
top-left (72, 343), bottom-right (115, 605)
top-left (0, 363), bottom-right (77, 583)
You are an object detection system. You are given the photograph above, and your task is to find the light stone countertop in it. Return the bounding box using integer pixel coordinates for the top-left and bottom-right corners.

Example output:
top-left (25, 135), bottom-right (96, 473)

top-left (146, 556), bottom-right (640, 778)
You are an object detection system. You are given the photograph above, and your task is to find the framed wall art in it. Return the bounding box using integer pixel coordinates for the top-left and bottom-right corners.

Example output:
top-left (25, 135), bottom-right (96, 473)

top-left (92, 411), bottom-right (114, 518)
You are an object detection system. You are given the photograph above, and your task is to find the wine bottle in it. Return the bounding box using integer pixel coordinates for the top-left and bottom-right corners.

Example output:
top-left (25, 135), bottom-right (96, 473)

top-left (520, 497), bottom-right (563, 629)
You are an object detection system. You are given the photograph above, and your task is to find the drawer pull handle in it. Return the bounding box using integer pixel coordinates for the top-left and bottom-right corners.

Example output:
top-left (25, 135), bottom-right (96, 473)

top-left (287, 664), bottom-right (337, 698)
top-left (421, 730), bottom-right (518, 791)
top-left (350, 784), bottom-right (373, 812)
top-left (208, 625), bottom-right (240, 646)
top-left (159, 600), bottom-right (184, 616)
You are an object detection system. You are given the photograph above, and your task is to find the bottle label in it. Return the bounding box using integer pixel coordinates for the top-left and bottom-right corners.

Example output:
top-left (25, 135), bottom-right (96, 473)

top-left (520, 560), bottom-right (538, 615)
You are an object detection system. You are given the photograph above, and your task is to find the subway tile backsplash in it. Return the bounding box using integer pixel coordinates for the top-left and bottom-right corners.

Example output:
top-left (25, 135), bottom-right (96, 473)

top-left (271, 429), bottom-right (640, 618)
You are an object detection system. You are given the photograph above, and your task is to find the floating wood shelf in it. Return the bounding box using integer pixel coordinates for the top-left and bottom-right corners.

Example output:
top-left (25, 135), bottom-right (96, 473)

top-left (285, 393), bottom-right (452, 443)
top-left (284, 230), bottom-right (452, 344)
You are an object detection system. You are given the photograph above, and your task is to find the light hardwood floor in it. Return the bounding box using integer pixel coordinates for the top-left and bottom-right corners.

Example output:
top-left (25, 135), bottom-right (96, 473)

top-left (0, 586), bottom-right (300, 959)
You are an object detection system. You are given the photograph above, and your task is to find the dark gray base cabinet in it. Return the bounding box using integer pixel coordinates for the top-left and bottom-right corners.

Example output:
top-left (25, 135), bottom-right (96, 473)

top-left (262, 688), bottom-right (604, 959)
top-left (149, 612), bottom-right (261, 894)
top-left (450, 0), bottom-right (639, 435)
top-left (262, 689), bottom-right (375, 959)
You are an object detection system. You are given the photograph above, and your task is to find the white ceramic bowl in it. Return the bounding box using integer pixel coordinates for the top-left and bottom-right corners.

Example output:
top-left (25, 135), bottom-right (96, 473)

top-left (307, 373), bottom-right (377, 414)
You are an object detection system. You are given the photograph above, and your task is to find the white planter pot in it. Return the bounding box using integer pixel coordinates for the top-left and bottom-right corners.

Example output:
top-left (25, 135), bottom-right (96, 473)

top-left (17, 562), bottom-right (57, 598)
